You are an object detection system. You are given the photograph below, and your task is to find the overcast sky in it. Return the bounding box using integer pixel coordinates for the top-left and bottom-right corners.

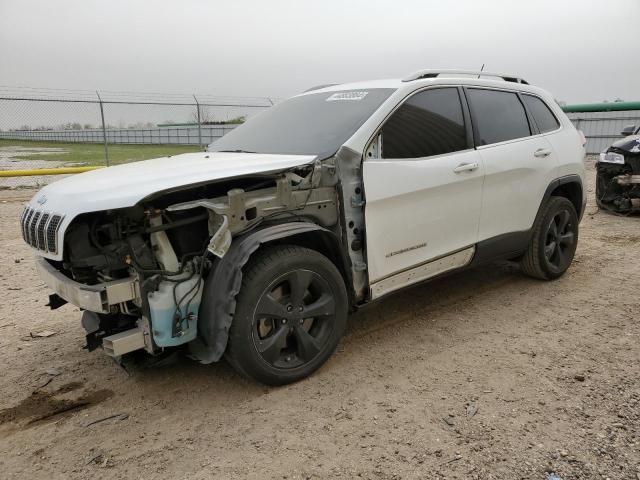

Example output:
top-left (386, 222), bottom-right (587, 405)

top-left (1, 0), bottom-right (639, 104)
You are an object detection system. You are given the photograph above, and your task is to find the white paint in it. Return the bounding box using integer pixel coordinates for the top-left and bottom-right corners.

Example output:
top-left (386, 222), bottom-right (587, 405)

top-left (364, 149), bottom-right (484, 283)
top-left (476, 134), bottom-right (559, 240)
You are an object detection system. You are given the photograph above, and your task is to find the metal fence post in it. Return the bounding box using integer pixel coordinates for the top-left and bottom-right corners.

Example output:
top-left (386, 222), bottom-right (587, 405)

top-left (96, 91), bottom-right (110, 166)
top-left (193, 94), bottom-right (202, 150)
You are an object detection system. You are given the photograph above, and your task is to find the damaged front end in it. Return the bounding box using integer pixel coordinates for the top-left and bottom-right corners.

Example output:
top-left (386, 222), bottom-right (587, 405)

top-left (33, 160), bottom-right (343, 360)
top-left (41, 202), bottom-right (210, 357)
top-left (596, 133), bottom-right (640, 214)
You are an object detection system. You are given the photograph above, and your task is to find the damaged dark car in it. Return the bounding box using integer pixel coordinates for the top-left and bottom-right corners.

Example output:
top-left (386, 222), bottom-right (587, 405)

top-left (597, 124), bottom-right (640, 213)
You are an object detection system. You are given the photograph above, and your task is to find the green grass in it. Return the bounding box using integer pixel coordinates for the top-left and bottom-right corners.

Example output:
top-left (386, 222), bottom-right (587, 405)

top-left (0, 139), bottom-right (201, 166)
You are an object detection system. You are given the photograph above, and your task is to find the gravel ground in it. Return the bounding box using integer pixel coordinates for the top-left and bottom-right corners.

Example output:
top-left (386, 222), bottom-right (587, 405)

top-left (0, 160), bottom-right (638, 480)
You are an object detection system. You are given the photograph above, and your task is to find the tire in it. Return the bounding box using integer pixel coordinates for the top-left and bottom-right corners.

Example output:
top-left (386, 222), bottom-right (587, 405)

top-left (521, 196), bottom-right (579, 280)
top-left (225, 245), bottom-right (348, 385)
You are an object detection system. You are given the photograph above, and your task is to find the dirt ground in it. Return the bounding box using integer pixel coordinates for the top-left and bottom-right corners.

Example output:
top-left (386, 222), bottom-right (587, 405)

top-left (0, 160), bottom-right (638, 480)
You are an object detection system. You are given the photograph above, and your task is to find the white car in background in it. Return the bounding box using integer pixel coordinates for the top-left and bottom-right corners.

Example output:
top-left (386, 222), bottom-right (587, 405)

top-left (21, 69), bottom-right (586, 385)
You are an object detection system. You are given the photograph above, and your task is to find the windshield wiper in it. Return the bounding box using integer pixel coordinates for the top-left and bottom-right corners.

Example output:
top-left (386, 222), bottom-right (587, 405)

top-left (217, 149), bottom-right (257, 154)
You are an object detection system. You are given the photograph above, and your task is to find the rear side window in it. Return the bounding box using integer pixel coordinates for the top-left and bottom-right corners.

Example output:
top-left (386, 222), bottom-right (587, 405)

top-left (467, 89), bottom-right (531, 146)
top-left (381, 87), bottom-right (467, 159)
top-left (522, 94), bottom-right (560, 133)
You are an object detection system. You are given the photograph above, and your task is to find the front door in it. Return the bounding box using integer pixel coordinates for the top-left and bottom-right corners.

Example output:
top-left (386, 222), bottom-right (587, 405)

top-left (363, 87), bottom-right (484, 294)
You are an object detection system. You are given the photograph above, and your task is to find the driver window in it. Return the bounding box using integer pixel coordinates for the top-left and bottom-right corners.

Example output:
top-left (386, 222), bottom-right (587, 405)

top-left (381, 88), bottom-right (468, 159)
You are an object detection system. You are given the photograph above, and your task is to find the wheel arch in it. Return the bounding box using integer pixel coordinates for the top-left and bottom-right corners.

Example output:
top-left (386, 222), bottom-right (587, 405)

top-left (189, 221), bottom-right (351, 364)
top-left (543, 175), bottom-right (584, 220)
top-left (265, 229), bottom-right (353, 297)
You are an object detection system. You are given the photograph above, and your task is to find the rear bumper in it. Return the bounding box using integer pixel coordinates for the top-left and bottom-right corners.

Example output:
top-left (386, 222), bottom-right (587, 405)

top-left (35, 256), bottom-right (140, 313)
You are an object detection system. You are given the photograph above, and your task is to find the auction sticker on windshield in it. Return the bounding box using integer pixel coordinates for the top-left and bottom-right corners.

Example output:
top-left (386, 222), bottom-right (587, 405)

top-left (326, 91), bottom-right (369, 102)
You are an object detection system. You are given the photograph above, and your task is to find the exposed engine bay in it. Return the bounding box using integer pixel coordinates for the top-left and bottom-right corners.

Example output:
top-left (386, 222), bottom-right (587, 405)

top-left (596, 137), bottom-right (640, 214)
top-left (50, 161), bottom-right (343, 357)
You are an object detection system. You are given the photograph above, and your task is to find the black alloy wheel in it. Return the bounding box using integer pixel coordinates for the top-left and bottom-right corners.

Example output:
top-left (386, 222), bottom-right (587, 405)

top-left (521, 196), bottom-right (579, 280)
top-left (225, 245), bottom-right (348, 385)
top-left (543, 209), bottom-right (576, 273)
top-left (252, 269), bottom-right (337, 369)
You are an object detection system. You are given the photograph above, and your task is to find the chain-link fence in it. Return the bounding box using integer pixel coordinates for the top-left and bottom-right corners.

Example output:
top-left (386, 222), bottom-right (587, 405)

top-left (0, 87), bottom-right (277, 189)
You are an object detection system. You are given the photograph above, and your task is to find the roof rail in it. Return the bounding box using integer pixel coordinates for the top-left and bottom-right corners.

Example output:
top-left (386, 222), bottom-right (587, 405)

top-left (402, 69), bottom-right (529, 85)
top-left (303, 83), bottom-right (340, 93)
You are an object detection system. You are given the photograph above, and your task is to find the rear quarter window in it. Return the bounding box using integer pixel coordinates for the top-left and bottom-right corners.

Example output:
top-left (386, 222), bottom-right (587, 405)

top-left (522, 94), bottom-right (560, 133)
top-left (467, 88), bottom-right (531, 146)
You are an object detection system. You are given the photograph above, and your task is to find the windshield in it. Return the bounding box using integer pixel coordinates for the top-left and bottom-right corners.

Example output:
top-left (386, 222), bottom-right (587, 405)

top-left (208, 88), bottom-right (395, 157)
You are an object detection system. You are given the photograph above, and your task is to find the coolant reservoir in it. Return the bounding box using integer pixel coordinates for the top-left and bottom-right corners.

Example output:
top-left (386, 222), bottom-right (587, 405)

top-left (148, 271), bottom-right (204, 348)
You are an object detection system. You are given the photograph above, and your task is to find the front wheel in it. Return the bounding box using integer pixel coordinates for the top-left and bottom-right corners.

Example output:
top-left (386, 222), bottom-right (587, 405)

top-left (226, 245), bottom-right (348, 385)
top-left (521, 196), bottom-right (579, 280)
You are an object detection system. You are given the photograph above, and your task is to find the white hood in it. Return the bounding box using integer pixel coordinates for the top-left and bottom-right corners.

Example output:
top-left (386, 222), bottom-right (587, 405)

top-left (30, 151), bottom-right (315, 212)
top-left (25, 151), bottom-right (315, 260)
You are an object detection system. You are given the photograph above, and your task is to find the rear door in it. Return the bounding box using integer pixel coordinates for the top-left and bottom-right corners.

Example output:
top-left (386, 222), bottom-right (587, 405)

top-left (465, 88), bottom-right (560, 242)
top-left (363, 87), bottom-right (484, 292)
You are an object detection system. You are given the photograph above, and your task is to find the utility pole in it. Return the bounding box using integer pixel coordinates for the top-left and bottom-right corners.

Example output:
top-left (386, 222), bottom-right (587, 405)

top-left (193, 95), bottom-right (202, 150)
top-left (96, 91), bottom-right (110, 166)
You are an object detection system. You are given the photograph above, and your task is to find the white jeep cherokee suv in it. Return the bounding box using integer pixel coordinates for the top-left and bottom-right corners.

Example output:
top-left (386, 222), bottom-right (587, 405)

top-left (21, 70), bottom-right (586, 385)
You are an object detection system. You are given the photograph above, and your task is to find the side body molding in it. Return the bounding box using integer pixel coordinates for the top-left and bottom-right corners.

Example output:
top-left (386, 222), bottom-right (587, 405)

top-left (189, 222), bottom-right (332, 364)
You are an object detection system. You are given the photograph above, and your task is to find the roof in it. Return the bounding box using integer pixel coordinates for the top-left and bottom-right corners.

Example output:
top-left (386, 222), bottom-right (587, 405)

top-left (299, 78), bottom-right (404, 95)
top-left (300, 70), bottom-right (545, 97)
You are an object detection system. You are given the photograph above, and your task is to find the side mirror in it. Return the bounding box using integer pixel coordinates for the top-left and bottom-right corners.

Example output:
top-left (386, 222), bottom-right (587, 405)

top-left (621, 125), bottom-right (636, 136)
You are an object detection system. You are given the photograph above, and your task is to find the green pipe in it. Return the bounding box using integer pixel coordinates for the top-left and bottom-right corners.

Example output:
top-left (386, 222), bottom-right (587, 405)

top-left (562, 101), bottom-right (640, 113)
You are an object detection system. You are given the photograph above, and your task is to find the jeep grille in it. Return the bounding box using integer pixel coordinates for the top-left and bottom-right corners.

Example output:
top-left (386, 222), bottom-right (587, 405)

top-left (20, 207), bottom-right (64, 254)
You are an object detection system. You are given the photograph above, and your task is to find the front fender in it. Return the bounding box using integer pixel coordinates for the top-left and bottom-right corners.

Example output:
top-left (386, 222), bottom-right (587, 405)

top-left (189, 221), bottom-right (331, 364)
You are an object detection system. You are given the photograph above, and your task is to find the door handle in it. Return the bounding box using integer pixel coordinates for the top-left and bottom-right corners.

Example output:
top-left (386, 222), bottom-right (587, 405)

top-left (534, 148), bottom-right (552, 158)
top-left (453, 162), bottom-right (479, 173)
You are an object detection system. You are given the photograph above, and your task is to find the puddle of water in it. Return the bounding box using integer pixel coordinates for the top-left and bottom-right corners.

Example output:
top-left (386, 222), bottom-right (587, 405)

top-left (0, 147), bottom-right (68, 170)
top-left (0, 146), bottom-right (66, 152)
top-left (0, 146), bottom-right (76, 189)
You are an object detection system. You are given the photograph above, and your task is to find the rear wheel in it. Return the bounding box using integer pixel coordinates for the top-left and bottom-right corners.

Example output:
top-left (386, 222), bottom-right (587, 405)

top-left (521, 196), bottom-right (578, 280)
top-left (226, 245), bottom-right (348, 385)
